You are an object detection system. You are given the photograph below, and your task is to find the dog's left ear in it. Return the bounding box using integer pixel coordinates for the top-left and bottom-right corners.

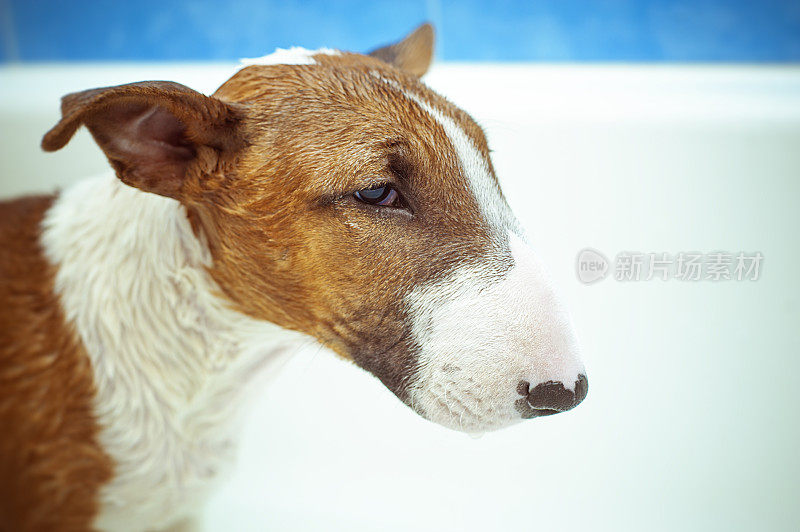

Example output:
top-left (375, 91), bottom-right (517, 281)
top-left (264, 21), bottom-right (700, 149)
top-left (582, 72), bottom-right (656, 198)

top-left (368, 23), bottom-right (434, 78)
top-left (42, 81), bottom-right (246, 200)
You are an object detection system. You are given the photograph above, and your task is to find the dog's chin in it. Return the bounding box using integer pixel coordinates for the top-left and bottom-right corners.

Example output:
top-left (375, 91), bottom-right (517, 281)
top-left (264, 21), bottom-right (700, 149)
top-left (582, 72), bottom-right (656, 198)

top-left (417, 408), bottom-right (523, 435)
top-left (405, 387), bottom-right (524, 434)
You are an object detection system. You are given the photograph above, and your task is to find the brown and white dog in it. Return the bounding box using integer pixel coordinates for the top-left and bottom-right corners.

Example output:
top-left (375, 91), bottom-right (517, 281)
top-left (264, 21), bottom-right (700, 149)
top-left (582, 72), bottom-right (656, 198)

top-left (0, 24), bottom-right (587, 531)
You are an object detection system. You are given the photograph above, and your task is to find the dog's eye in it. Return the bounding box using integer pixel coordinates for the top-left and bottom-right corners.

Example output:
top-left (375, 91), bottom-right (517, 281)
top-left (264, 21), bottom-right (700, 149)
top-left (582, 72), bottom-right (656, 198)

top-left (353, 184), bottom-right (401, 207)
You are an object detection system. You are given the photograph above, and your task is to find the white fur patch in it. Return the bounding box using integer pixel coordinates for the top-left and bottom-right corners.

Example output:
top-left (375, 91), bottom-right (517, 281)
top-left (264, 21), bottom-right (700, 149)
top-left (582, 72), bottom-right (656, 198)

top-left (41, 175), bottom-right (309, 531)
top-left (406, 233), bottom-right (584, 433)
top-left (239, 46), bottom-right (340, 67)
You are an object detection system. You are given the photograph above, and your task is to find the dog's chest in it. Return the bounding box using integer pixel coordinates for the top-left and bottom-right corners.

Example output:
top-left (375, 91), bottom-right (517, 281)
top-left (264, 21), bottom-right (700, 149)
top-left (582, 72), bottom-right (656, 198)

top-left (87, 309), bottom-right (298, 532)
top-left (91, 336), bottom-right (299, 532)
top-left (93, 369), bottom-right (253, 531)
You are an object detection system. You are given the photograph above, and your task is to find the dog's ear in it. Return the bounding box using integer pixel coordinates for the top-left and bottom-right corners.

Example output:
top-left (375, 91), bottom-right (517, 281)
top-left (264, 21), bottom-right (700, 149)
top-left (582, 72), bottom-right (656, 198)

top-left (368, 23), bottom-right (434, 78)
top-left (42, 81), bottom-right (246, 199)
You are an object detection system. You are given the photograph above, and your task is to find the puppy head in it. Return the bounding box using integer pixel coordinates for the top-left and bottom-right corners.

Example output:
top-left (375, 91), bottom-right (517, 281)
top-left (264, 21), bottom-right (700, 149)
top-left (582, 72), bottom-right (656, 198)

top-left (43, 24), bottom-right (586, 433)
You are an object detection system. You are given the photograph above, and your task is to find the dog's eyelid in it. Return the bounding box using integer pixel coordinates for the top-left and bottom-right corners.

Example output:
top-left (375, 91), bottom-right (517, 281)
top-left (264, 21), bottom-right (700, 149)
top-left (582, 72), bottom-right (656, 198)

top-left (346, 173), bottom-right (400, 197)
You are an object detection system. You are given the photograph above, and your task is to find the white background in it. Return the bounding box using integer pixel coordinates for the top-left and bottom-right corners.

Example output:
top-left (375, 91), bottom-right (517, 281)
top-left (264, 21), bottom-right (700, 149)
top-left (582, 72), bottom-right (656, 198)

top-left (1, 63), bottom-right (799, 531)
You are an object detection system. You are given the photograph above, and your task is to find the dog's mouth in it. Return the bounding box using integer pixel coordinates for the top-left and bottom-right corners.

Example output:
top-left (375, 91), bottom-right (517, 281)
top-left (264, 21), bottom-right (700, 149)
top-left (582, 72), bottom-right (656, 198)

top-left (514, 399), bottom-right (561, 418)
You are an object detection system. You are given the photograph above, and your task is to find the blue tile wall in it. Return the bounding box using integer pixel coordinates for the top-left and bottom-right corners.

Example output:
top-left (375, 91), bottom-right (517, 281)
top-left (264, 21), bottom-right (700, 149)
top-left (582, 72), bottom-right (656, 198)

top-left (2, 0), bottom-right (799, 63)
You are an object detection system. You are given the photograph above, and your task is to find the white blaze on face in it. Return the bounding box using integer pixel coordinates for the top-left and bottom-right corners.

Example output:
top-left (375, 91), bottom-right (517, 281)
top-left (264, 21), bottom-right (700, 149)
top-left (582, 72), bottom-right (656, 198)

top-left (240, 46), bottom-right (340, 66)
top-left (407, 234), bottom-right (585, 432)
top-left (400, 87), bottom-right (584, 432)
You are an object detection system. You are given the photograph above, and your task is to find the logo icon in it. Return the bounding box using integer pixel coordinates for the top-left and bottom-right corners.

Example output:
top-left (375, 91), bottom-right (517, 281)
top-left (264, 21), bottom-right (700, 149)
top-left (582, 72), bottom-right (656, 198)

top-left (576, 248), bottom-right (609, 284)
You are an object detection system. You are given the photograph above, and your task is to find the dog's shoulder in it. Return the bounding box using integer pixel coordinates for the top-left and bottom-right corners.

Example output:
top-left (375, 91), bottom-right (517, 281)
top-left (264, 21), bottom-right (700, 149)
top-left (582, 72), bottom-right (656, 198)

top-left (0, 192), bottom-right (114, 530)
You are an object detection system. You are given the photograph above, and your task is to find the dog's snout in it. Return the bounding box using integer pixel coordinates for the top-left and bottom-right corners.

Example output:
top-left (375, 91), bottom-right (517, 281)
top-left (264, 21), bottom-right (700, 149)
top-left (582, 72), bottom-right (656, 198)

top-left (515, 374), bottom-right (588, 419)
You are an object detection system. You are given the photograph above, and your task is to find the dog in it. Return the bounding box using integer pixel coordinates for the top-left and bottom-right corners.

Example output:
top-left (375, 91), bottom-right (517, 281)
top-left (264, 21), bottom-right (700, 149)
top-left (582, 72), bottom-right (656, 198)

top-left (0, 23), bottom-right (587, 531)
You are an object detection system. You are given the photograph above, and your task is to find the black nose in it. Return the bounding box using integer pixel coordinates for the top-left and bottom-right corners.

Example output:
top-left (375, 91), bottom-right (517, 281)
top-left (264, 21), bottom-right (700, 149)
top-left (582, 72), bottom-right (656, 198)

top-left (515, 374), bottom-right (588, 419)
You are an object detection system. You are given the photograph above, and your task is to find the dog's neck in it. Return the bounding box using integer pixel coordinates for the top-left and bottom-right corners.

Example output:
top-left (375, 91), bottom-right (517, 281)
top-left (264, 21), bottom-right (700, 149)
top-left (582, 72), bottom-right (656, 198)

top-left (42, 174), bottom-right (304, 396)
top-left (40, 173), bottom-right (306, 526)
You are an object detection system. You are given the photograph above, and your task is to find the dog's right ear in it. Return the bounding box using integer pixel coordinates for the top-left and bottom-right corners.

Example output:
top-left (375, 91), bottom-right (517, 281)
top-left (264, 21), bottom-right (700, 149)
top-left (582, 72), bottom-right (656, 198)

top-left (42, 81), bottom-right (247, 200)
top-left (368, 23), bottom-right (435, 78)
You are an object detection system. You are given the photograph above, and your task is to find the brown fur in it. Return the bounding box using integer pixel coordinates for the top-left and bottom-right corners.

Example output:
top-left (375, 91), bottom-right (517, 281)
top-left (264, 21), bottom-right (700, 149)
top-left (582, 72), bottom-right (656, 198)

top-left (0, 196), bottom-right (113, 531)
top-left (200, 57), bottom-right (508, 394)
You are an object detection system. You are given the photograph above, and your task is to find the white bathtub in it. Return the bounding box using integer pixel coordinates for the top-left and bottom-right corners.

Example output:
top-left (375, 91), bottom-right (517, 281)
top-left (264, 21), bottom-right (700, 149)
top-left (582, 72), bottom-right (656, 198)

top-left (2, 63), bottom-right (799, 531)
